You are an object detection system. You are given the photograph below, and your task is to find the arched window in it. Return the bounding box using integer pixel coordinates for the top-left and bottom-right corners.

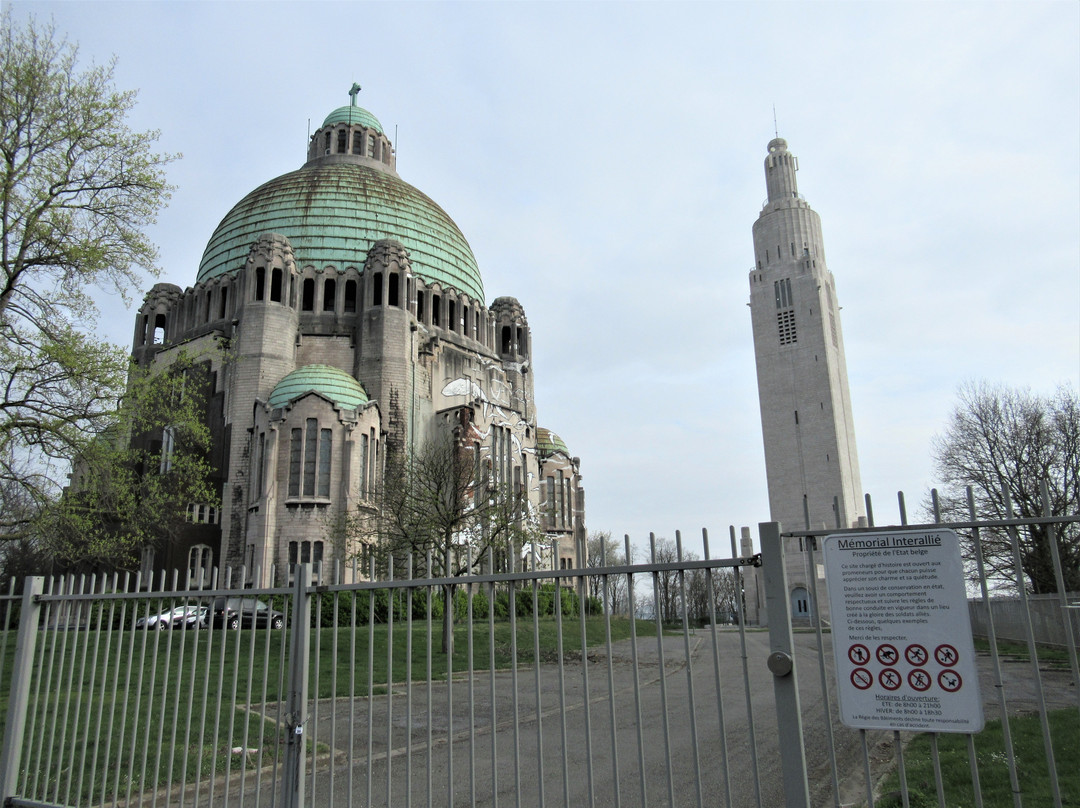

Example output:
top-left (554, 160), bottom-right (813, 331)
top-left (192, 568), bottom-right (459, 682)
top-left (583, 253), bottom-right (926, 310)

top-left (372, 272), bottom-right (383, 306)
top-left (351, 132), bottom-right (362, 155)
top-left (447, 300), bottom-right (457, 332)
top-left (289, 419), bottom-right (333, 499)
top-left (501, 326), bottom-right (512, 355)
top-left (432, 294), bottom-right (441, 327)
top-left (388, 273), bottom-right (399, 307)
top-left (153, 313), bottom-right (167, 345)
top-left (203, 293), bottom-right (212, 323)
top-left (323, 132), bottom-right (331, 153)
top-left (188, 545), bottom-right (213, 589)
top-left (302, 278), bottom-right (315, 311)
top-left (344, 279), bottom-right (357, 313)
top-left (323, 278), bottom-right (336, 311)
top-left (462, 306), bottom-right (470, 337)
top-left (416, 291), bottom-right (426, 323)
top-left (271, 268), bottom-right (283, 303)
top-left (337, 129), bottom-right (347, 153)
top-left (218, 286), bottom-right (228, 319)
top-left (254, 267), bottom-right (265, 301)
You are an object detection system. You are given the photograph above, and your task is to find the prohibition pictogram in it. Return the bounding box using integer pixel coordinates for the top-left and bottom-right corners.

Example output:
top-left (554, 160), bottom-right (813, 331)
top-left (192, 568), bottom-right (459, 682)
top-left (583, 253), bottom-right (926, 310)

top-left (850, 668), bottom-right (873, 690)
top-left (879, 668), bottom-right (903, 691)
top-left (908, 669), bottom-right (932, 692)
top-left (935, 644), bottom-right (959, 666)
top-left (905, 644), bottom-right (928, 666)
top-left (938, 669), bottom-right (963, 693)
top-left (876, 644), bottom-right (899, 666)
top-left (848, 644), bottom-right (871, 666)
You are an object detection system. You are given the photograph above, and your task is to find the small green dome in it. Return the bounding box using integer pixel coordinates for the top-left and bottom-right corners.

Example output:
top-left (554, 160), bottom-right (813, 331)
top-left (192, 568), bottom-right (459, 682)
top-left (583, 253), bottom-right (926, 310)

top-left (322, 105), bottom-right (383, 134)
top-left (536, 427), bottom-right (569, 458)
top-left (269, 365), bottom-right (369, 410)
top-left (197, 162), bottom-right (484, 300)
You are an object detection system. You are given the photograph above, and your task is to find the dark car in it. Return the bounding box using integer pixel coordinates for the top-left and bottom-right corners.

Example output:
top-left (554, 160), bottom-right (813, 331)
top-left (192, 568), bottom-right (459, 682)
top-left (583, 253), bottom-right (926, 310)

top-left (211, 597), bottom-right (284, 630)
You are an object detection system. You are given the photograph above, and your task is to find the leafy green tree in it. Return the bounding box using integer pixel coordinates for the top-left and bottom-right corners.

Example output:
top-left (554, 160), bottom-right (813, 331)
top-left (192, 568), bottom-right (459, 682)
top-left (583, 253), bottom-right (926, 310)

top-left (930, 381), bottom-right (1079, 594)
top-left (0, 11), bottom-right (177, 527)
top-left (31, 352), bottom-right (218, 574)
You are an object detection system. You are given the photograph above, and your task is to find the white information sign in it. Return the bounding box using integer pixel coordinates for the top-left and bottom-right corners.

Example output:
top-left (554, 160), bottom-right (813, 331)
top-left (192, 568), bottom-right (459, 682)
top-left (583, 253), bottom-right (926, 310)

top-left (823, 528), bottom-right (983, 733)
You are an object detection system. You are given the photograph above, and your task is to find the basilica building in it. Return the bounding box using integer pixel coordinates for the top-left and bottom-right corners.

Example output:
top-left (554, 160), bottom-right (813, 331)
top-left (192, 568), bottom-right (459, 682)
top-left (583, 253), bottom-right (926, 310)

top-left (130, 88), bottom-right (584, 586)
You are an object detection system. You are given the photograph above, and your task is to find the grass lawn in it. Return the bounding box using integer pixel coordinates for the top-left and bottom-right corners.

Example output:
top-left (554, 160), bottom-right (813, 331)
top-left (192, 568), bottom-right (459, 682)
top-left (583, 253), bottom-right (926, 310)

top-left (878, 709), bottom-right (1079, 807)
top-left (0, 614), bottom-right (655, 804)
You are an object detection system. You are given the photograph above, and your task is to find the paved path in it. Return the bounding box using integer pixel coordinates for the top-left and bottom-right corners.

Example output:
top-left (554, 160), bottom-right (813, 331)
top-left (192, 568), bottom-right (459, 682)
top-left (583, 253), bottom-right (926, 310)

top-left (247, 628), bottom-right (1075, 807)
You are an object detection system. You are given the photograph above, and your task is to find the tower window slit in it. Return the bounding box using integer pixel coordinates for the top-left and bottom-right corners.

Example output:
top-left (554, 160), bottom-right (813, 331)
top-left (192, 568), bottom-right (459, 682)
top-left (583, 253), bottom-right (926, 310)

top-left (388, 273), bottom-right (400, 307)
top-left (219, 287), bottom-right (228, 319)
top-left (344, 280), bottom-right (357, 313)
top-left (324, 278), bottom-right (336, 311)
top-left (501, 326), bottom-right (512, 355)
top-left (432, 294), bottom-right (441, 326)
top-left (337, 129), bottom-right (347, 154)
top-left (255, 267), bottom-right (265, 301)
top-left (372, 272), bottom-right (383, 306)
top-left (271, 269), bottom-right (283, 303)
top-left (351, 132), bottom-right (362, 155)
top-left (447, 300), bottom-right (456, 332)
top-left (302, 278), bottom-right (315, 311)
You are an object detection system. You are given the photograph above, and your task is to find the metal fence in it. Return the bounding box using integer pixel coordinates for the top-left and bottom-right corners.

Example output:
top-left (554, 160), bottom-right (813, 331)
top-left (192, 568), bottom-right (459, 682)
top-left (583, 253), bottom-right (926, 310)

top-left (0, 492), bottom-right (1076, 808)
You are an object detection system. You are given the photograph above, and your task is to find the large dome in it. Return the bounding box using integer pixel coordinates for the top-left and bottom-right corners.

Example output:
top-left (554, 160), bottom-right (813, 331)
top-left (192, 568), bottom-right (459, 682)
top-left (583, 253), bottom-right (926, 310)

top-left (196, 109), bottom-right (483, 301)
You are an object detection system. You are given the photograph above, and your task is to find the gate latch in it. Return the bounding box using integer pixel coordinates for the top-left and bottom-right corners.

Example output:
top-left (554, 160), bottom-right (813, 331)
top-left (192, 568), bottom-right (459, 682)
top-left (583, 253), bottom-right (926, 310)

top-left (767, 651), bottom-right (793, 677)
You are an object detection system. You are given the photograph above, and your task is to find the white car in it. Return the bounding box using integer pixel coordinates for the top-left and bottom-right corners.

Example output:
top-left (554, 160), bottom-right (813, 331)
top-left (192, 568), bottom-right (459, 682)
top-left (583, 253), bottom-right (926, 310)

top-left (135, 605), bottom-right (207, 630)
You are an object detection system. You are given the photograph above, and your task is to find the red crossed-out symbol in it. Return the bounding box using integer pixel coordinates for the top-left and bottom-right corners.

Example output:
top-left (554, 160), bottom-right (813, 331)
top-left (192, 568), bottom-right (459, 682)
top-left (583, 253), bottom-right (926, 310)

top-left (879, 668), bottom-right (903, 691)
top-left (848, 644), bottom-right (871, 666)
top-left (908, 669), bottom-right (932, 692)
top-left (850, 668), bottom-right (874, 690)
top-left (905, 644), bottom-right (928, 666)
top-left (939, 669), bottom-right (963, 692)
top-left (935, 644), bottom-right (959, 666)
top-left (876, 644), bottom-right (899, 665)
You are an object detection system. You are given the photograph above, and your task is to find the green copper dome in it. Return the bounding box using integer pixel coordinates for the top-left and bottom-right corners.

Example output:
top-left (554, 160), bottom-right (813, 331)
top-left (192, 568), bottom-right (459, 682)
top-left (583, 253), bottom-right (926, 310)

top-left (269, 364), bottom-right (369, 410)
top-left (536, 428), bottom-right (570, 458)
top-left (322, 105), bottom-right (383, 133)
top-left (197, 162), bottom-right (484, 300)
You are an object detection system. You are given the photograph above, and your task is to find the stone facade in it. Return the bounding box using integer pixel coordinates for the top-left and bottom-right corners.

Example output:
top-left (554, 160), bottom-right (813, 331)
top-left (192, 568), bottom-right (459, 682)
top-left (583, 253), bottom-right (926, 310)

top-left (745, 138), bottom-right (865, 624)
top-left (129, 92), bottom-right (585, 586)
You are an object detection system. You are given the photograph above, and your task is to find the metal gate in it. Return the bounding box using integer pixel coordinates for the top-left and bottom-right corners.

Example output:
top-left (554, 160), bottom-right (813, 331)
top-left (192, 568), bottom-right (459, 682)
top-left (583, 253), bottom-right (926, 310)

top-left (0, 493), bottom-right (1076, 807)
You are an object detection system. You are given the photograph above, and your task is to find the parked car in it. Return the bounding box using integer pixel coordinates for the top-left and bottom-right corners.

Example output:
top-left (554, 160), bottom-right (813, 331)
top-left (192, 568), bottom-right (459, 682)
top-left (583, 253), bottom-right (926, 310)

top-left (135, 605), bottom-right (207, 630)
top-left (211, 597), bottom-right (284, 630)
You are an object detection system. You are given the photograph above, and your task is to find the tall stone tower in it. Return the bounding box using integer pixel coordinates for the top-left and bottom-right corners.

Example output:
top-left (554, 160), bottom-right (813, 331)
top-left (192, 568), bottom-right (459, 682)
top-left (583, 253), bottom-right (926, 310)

top-left (749, 137), bottom-right (864, 536)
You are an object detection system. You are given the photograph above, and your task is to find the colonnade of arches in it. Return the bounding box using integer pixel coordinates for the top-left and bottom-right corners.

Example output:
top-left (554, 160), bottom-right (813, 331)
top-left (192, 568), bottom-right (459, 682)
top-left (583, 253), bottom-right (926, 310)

top-left (134, 261), bottom-right (531, 363)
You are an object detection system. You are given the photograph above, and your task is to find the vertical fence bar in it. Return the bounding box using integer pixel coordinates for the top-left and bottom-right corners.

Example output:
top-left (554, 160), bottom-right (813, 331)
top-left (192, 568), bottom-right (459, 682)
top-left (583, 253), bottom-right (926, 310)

top-left (758, 521), bottom-right (810, 808)
top-left (0, 576), bottom-right (43, 801)
top-left (674, 531), bottom-right (704, 808)
top-left (648, 533), bottom-right (676, 807)
top-left (624, 534), bottom-right (647, 808)
top-left (599, 539), bottom-right (621, 808)
top-left (1002, 487), bottom-right (1063, 807)
top-left (703, 530), bottom-right (733, 808)
top-left (1040, 480), bottom-right (1080, 712)
top-left (730, 527), bottom-right (763, 808)
top-left (283, 564), bottom-right (311, 808)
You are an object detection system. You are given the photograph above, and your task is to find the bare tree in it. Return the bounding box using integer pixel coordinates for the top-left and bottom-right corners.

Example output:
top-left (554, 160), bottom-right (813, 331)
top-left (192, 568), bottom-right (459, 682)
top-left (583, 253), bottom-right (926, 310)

top-left (375, 419), bottom-right (540, 653)
top-left (586, 530), bottom-right (632, 616)
top-left (1, 11), bottom-right (177, 523)
top-left (930, 381), bottom-right (1079, 593)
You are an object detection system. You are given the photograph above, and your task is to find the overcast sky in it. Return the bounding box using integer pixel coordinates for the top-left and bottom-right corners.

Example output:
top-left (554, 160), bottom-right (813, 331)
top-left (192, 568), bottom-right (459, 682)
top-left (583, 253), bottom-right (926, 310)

top-left (10, 1), bottom-right (1079, 559)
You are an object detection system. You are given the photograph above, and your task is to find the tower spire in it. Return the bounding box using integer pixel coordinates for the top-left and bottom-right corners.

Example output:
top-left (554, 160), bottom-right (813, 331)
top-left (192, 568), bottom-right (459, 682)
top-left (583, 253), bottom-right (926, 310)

top-left (773, 104), bottom-right (778, 139)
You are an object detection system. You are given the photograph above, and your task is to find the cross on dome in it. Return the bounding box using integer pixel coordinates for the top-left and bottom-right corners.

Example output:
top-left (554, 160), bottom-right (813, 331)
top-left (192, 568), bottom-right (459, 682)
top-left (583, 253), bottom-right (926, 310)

top-left (349, 82), bottom-right (362, 106)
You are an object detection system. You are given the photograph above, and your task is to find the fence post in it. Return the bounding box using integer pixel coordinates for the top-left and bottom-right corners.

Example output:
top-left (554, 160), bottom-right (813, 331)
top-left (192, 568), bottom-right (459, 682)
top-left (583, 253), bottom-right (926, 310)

top-left (759, 522), bottom-right (811, 808)
top-left (0, 576), bottom-right (44, 800)
top-left (282, 564), bottom-right (311, 808)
